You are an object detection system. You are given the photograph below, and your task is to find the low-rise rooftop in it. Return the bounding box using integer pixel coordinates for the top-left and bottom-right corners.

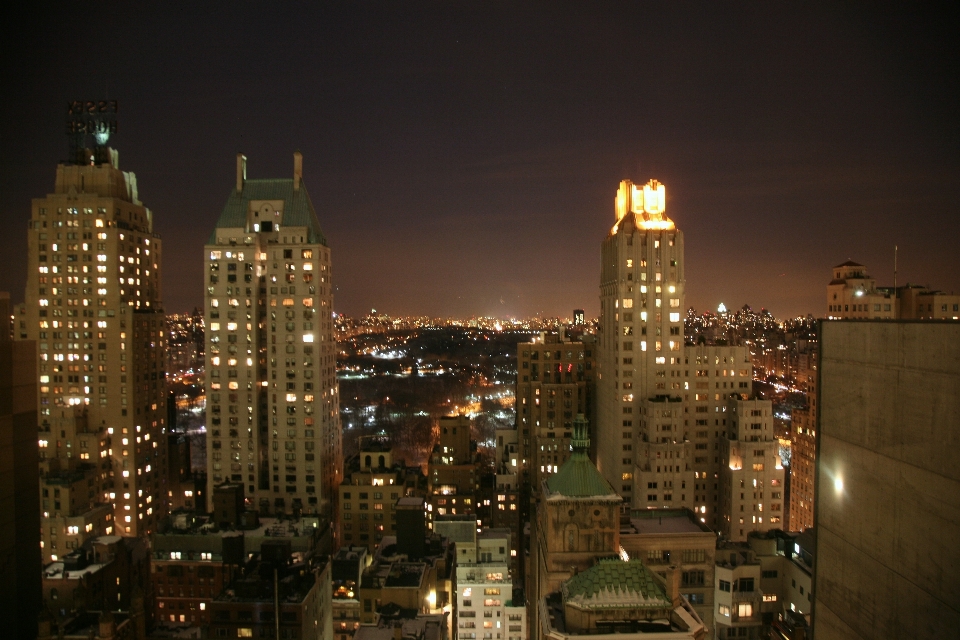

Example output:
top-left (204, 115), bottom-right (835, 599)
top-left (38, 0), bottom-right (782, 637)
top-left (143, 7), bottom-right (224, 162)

top-left (625, 509), bottom-right (714, 535)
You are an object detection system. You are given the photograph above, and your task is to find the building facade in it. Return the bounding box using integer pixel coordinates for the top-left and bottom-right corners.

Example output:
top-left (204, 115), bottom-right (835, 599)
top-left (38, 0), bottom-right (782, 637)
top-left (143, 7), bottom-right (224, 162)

top-left (454, 528), bottom-right (526, 640)
top-left (21, 147), bottom-right (169, 537)
top-left (204, 153), bottom-right (342, 520)
top-left (207, 549), bottom-right (331, 640)
top-left (825, 261), bottom-right (897, 319)
top-left (41, 535), bottom-right (151, 623)
top-left (340, 440), bottom-right (427, 552)
top-left (718, 399), bottom-right (785, 542)
top-left (788, 361), bottom-right (816, 533)
top-left (39, 459), bottom-right (114, 565)
top-left (898, 285), bottom-right (960, 319)
top-left (813, 321), bottom-right (960, 640)
top-left (826, 260), bottom-right (959, 320)
top-left (0, 292), bottom-right (42, 639)
top-left (619, 509), bottom-right (717, 635)
top-left (428, 415), bottom-right (479, 518)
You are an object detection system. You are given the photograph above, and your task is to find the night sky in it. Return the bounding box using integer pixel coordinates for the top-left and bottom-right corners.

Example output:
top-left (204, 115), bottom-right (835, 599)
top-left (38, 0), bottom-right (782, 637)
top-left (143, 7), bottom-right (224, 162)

top-left (3, 3), bottom-right (958, 319)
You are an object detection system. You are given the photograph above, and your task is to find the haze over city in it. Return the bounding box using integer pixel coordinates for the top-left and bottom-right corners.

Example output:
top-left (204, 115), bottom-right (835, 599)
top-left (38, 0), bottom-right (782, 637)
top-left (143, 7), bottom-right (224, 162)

top-left (2, 3), bottom-right (958, 319)
top-left (3, 6), bottom-right (960, 640)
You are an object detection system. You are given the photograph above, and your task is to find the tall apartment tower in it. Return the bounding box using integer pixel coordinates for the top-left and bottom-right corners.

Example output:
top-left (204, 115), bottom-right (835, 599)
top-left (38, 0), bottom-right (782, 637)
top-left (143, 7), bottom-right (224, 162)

top-left (22, 147), bottom-right (169, 537)
top-left (596, 179), bottom-right (756, 529)
top-left (204, 153), bottom-right (341, 521)
top-left (515, 333), bottom-right (594, 494)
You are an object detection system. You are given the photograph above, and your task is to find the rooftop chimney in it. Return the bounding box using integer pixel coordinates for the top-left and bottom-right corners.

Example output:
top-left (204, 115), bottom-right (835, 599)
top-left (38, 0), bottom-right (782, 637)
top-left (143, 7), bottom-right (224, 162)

top-left (667, 565), bottom-right (682, 607)
top-left (293, 151), bottom-right (303, 191)
top-left (236, 153), bottom-right (247, 192)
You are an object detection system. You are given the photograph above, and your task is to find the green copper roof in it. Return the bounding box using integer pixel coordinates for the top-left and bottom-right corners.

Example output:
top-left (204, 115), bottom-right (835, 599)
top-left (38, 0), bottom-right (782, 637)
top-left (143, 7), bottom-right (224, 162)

top-left (209, 178), bottom-right (327, 245)
top-left (562, 559), bottom-right (671, 610)
top-left (544, 414), bottom-right (619, 499)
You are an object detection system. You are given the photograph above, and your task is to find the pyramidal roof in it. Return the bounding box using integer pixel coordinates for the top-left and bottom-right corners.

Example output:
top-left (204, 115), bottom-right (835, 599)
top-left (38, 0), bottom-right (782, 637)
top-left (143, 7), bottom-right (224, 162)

top-left (545, 415), bottom-right (620, 500)
top-left (562, 559), bottom-right (671, 610)
top-left (209, 177), bottom-right (326, 246)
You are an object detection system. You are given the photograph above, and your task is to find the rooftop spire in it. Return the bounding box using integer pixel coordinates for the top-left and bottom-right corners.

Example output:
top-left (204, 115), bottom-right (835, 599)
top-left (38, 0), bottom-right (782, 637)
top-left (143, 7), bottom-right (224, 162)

top-left (236, 153), bottom-right (246, 192)
top-left (544, 413), bottom-right (620, 499)
top-left (571, 413), bottom-right (590, 456)
top-left (293, 151), bottom-right (302, 191)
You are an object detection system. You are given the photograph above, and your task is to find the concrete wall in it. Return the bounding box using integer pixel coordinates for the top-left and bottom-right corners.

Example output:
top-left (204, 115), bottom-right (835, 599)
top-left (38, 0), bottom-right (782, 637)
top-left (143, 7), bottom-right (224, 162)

top-left (814, 321), bottom-right (960, 640)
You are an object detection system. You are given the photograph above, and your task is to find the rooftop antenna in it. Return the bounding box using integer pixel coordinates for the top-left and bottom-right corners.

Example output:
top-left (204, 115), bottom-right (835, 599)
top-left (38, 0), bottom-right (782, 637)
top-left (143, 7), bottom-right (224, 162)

top-left (894, 245), bottom-right (898, 290)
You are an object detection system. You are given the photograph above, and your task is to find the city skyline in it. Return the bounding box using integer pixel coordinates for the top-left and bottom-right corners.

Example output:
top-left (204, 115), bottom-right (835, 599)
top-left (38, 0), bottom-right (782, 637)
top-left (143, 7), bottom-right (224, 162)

top-left (3, 4), bottom-right (959, 320)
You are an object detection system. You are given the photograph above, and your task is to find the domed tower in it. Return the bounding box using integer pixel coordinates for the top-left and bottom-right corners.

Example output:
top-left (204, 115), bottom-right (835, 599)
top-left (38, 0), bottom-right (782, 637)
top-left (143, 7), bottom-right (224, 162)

top-left (532, 413), bottom-right (622, 632)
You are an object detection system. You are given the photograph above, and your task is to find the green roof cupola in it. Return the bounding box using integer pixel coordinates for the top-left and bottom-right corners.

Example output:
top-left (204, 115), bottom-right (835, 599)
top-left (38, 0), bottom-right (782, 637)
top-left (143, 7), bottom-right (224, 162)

top-left (545, 414), bottom-right (619, 499)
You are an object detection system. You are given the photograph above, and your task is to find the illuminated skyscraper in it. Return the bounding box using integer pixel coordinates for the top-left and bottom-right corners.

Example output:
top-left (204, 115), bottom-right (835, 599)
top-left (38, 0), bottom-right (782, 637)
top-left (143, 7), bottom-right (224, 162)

top-left (204, 153), bottom-right (341, 522)
top-left (596, 179), bottom-right (782, 535)
top-left (21, 145), bottom-right (169, 537)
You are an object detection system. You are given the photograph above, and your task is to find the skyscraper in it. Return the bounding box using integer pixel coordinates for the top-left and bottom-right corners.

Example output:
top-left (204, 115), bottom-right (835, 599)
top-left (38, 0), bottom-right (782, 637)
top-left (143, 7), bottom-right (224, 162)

top-left (596, 179), bottom-right (779, 534)
top-left (204, 153), bottom-right (341, 522)
top-left (22, 145), bottom-right (169, 537)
